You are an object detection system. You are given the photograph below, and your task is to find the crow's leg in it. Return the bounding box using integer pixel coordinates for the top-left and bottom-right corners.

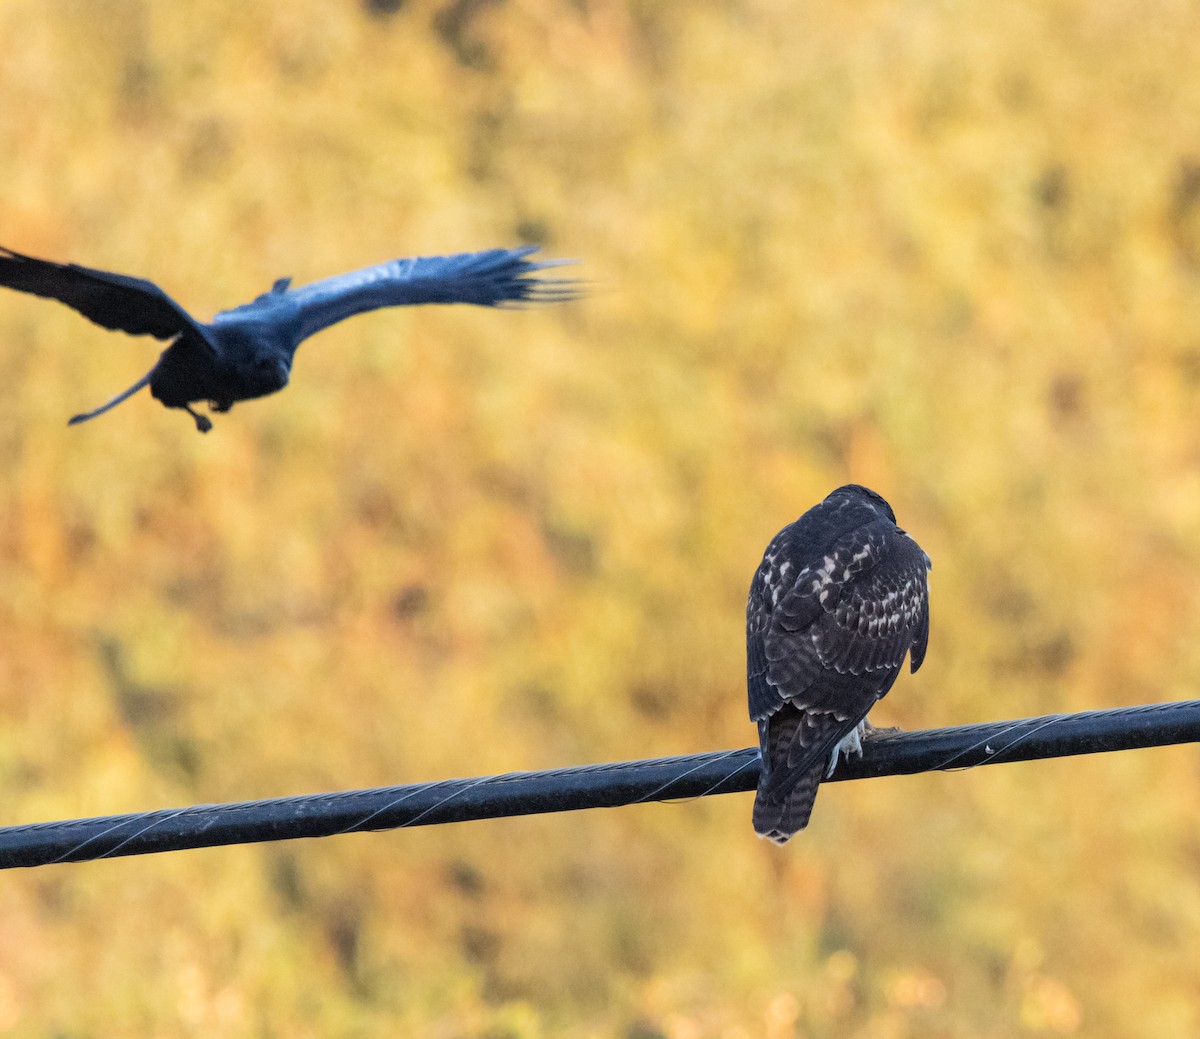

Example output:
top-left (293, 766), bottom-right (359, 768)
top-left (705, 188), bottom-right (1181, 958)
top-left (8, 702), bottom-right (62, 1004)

top-left (184, 405), bottom-right (213, 433)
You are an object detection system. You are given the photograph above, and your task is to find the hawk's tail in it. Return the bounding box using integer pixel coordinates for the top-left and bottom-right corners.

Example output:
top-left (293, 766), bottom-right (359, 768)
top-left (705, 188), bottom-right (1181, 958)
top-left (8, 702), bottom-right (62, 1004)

top-left (752, 758), bottom-right (825, 844)
top-left (753, 706), bottom-right (829, 843)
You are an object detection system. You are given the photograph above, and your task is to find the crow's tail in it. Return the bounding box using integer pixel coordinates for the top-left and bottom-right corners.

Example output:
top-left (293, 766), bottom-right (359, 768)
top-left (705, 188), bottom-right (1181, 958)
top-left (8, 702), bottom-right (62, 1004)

top-left (68, 369), bottom-right (153, 425)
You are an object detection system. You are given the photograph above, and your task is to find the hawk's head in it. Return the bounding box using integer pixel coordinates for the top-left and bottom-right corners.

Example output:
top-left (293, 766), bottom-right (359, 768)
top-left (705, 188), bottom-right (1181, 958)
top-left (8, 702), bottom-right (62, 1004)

top-left (826, 484), bottom-right (931, 570)
top-left (825, 483), bottom-right (897, 524)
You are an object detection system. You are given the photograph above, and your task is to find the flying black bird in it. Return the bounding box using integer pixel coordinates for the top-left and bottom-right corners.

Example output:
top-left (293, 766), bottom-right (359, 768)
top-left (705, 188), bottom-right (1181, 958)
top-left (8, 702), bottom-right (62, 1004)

top-left (747, 484), bottom-right (931, 843)
top-left (0, 244), bottom-right (577, 432)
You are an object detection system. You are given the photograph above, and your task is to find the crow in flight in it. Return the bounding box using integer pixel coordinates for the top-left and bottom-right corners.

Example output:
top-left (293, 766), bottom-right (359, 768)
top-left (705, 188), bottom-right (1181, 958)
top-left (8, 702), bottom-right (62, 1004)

top-left (747, 484), bottom-right (931, 842)
top-left (0, 244), bottom-right (577, 431)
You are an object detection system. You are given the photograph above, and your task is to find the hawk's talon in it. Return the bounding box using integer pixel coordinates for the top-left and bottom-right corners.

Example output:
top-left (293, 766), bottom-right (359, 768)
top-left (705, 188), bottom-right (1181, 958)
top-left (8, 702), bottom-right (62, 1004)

top-left (826, 718), bottom-right (870, 777)
top-left (862, 721), bottom-right (902, 740)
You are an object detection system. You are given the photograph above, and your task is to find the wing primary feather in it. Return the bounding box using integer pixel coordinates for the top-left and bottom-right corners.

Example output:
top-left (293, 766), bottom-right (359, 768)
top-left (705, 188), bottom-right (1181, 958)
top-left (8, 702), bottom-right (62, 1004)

top-left (0, 245), bottom-right (198, 340)
top-left (283, 246), bottom-right (580, 343)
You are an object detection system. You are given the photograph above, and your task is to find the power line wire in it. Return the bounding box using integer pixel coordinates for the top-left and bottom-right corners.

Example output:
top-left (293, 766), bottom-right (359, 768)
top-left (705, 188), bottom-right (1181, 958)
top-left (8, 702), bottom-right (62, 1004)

top-left (2, 698), bottom-right (1199, 870)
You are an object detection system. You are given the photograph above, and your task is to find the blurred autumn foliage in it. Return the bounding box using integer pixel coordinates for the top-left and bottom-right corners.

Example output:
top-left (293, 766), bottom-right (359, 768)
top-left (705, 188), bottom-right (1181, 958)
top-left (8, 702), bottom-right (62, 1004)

top-left (3, 0), bottom-right (1200, 1035)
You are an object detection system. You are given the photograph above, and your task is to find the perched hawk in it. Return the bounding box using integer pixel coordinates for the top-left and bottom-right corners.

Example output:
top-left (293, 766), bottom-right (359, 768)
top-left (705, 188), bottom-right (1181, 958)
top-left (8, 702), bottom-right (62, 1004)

top-left (747, 484), bottom-right (931, 842)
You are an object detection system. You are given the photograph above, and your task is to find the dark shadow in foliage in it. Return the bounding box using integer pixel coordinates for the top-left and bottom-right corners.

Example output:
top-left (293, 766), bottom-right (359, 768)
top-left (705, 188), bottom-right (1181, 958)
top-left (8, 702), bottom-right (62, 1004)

top-left (446, 858), bottom-right (486, 897)
top-left (626, 1022), bottom-right (669, 1039)
top-left (1170, 159), bottom-right (1200, 270)
top-left (460, 923), bottom-right (501, 965)
top-left (269, 849), bottom-right (308, 912)
top-left (1034, 163), bottom-right (1069, 210)
top-left (541, 521), bottom-right (597, 576)
top-left (435, 0), bottom-right (506, 71)
top-left (516, 220), bottom-right (550, 247)
top-left (1033, 163), bottom-right (1070, 261)
top-left (323, 896), bottom-right (366, 991)
top-left (267, 849), bottom-right (371, 998)
top-left (96, 635), bottom-right (200, 783)
top-left (391, 584), bottom-right (431, 620)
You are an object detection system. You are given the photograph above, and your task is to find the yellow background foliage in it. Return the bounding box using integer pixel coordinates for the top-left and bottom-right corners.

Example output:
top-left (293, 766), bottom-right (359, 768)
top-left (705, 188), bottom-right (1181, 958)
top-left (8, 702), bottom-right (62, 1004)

top-left (2, 1), bottom-right (1200, 1035)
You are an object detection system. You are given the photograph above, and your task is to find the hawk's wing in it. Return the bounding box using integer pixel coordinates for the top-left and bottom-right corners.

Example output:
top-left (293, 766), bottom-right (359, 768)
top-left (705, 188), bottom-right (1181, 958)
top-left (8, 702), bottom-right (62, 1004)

top-left (0, 246), bottom-right (202, 341)
top-left (268, 247), bottom-right (580, 345)
top-left (750, 519), bottom-right (929, 719)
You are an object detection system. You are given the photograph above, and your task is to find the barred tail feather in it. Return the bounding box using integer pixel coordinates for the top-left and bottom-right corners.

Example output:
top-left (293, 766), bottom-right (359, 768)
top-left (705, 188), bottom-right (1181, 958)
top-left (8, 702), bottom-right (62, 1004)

top-left (754, 706), bottom-right (828, 843)
top-left (753, 758), bottom-right (825, 843)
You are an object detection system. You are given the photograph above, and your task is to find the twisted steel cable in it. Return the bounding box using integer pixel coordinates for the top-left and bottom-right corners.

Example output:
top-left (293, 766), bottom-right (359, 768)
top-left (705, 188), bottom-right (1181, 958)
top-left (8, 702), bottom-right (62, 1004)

top-left (2, 699), bottom-right (1199, 869)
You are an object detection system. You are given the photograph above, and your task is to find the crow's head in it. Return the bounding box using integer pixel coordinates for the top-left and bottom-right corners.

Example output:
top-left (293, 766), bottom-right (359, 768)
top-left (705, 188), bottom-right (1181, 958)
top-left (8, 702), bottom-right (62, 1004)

top-left (240, 352), bottom-right (291, 395)
top-left (213, 323), bottom-right (293, 400)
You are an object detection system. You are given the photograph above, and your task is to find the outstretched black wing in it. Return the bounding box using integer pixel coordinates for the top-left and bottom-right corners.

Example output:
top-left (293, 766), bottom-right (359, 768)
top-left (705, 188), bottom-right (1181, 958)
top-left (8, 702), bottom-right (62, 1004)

top-left (274, 246), bottom-right (580, 345)
top-left (0, 245), bottom-right (201, 341)
top-left (748, 509), bottom-right (930, 840)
